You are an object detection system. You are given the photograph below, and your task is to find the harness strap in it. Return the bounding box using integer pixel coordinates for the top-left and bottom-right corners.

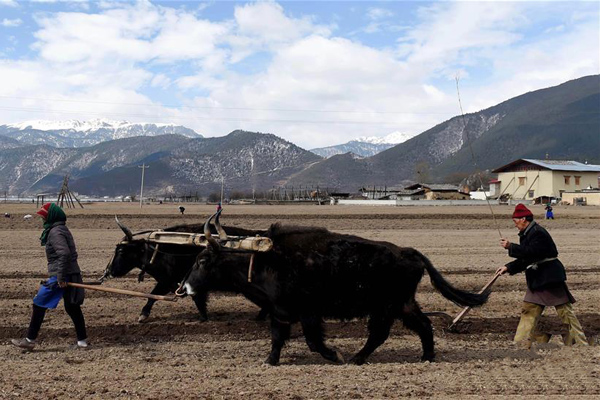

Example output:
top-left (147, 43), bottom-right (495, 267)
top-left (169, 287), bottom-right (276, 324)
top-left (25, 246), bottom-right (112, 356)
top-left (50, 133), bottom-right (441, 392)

top-left (527, 257), bottom-right (558, 270)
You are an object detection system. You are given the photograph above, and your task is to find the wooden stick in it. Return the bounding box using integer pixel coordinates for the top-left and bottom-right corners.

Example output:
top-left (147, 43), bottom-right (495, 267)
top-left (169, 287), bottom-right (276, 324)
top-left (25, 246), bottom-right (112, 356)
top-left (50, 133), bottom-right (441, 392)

top-left (66, 282), bottom-right (178, 302)
top-left (448, 271), bottom-right (501, 329)
top-left (247, 253), bottom-right (255, 282)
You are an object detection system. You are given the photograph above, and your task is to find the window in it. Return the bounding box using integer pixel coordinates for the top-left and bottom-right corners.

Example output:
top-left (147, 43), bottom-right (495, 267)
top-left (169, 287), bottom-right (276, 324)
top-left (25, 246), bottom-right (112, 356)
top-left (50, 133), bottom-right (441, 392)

top-left (575, 176), bottom-right (581, 185)
top-left (564, 176), bottom-right (571, 185)
top-left (528, 190), bottom-right (535, 198)
top-left (518, 177), bottom-right (526, 186)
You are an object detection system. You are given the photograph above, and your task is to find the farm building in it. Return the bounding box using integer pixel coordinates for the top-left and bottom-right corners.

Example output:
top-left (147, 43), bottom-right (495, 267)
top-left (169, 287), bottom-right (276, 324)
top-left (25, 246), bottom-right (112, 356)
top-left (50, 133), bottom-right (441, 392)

top-left (366, 183), bottom-right (470, 201)
top-left (492, 159), bottom-right (600, 203)
top-left (359, 186), bottom-right (404, 200)
top-left (403, 183), bottom-right (470, 200)
top-left (561, 190), bottom-right (600, 206)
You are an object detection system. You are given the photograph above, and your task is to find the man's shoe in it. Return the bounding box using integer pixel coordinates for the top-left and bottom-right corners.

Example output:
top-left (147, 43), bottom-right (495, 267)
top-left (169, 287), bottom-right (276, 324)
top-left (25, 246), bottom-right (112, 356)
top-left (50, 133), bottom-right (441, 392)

top-left (11, 338), bottom-right (35, 350)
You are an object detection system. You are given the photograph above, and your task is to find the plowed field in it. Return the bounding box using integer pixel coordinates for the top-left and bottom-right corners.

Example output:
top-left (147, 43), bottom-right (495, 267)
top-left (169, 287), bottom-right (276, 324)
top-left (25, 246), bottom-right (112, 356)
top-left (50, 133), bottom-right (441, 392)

top-left (1, 203), bottom-right (599, 399)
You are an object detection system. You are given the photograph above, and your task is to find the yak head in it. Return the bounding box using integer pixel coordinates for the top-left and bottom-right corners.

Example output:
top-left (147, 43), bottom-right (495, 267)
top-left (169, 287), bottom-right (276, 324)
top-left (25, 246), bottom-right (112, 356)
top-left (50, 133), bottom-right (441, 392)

top-left (102, 217), bottom-right (150, 279)
top-left (182, 248), bottom-right (217, 296)
top-left (182, 210), bottom-right (237, 296)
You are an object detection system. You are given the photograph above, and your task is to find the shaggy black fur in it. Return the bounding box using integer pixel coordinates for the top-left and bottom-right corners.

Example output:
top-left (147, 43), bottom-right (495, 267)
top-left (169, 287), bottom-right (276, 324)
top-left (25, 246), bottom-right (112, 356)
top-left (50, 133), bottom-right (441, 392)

top-left (184, 223), bottom-right (489, 365)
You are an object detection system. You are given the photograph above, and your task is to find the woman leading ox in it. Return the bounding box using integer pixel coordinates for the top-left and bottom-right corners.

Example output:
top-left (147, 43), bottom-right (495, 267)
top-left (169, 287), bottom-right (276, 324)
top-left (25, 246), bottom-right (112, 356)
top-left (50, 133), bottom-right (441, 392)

top-left (11, 203), bottom-right (89, 350)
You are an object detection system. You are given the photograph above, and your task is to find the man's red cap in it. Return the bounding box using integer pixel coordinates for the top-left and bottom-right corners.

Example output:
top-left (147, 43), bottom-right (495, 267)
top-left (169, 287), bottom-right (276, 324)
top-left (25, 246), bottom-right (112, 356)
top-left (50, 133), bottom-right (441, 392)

top-left (36, 202), bottom-right (52, 219)
top-left (512, 203), bottom-right (533, 218)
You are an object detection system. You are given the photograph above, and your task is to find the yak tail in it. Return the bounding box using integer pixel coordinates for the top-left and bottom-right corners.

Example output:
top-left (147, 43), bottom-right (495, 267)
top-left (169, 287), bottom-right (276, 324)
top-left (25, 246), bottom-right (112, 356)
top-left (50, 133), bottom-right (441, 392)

top-left (422, 255), bottom-right (489, 308)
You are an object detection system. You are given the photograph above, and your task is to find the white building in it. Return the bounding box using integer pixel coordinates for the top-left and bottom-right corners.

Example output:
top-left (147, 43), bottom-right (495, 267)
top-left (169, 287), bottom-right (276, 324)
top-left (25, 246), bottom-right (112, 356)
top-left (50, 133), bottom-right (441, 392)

top-left (492, 159), bottom-right (600, 202)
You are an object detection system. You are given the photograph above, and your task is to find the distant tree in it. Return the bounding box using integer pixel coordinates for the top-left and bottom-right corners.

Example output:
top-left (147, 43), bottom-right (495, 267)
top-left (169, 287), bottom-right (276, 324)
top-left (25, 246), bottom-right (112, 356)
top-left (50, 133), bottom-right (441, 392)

top-left (207, 192), bottom-right (220, 202)
top-left (229, 191), bottom-right (245, 200)
top-left (415, 161), bottom-right (431, 183)
top-left (443, 172), bottom-right (469, 186)
top-left (445, 170), bottom-right (494, 191)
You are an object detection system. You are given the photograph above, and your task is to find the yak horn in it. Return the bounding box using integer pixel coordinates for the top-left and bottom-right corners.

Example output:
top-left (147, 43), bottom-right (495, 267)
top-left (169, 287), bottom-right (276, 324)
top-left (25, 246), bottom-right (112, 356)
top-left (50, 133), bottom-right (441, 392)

top-left (115, 216), bottom-right (133, 241)
top-left (214, 209), bottom-right (228, 241)
top-left (203, 212), bottom-right (220, 249)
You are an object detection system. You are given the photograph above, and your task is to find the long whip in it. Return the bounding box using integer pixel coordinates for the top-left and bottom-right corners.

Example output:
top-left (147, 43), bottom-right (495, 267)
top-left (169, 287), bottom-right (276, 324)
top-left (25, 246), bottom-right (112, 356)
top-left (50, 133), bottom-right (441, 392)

top-left (455, 76), bottom-right (503, 239)
top-left (448, 77), bottom-right (505, 330)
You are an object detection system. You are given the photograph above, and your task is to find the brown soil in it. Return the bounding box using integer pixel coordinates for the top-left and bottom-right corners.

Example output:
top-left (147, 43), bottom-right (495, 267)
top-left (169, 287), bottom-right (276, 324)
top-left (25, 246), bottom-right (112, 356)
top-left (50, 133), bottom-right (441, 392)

top-left (1, 203), bottom-right (599, 399)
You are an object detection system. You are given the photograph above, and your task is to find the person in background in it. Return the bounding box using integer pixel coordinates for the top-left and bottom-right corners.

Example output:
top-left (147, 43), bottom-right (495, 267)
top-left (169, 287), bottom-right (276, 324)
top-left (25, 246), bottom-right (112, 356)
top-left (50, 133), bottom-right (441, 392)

top-left (545, 203), bottom-right (554, 219)
top-left (179, 206), bottom-right (185, 215)
top-left (496, 203), bottom-right (587, 348)
top-left (11, 202), bottom-right (88, 350)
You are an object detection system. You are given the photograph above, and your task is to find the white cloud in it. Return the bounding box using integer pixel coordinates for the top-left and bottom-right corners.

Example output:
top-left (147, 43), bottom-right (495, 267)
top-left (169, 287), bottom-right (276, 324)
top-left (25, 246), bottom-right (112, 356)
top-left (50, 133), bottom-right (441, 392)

top-left (1, 18), bottom-right (21, 27)
top-left (32, 2), bottom-right (229, 64)
top-left (367, 8), bottom-right (393, 21)
top-left (226, 1), bottom-right (332, 64)
top-left (0, 0), bottom-right (18, 7)
top-left (399, 2), bottom-right (524, 71)
top-left (234, 2), bottom-right (329, 43)
top-left (150, 73), bottom-right (171, 89)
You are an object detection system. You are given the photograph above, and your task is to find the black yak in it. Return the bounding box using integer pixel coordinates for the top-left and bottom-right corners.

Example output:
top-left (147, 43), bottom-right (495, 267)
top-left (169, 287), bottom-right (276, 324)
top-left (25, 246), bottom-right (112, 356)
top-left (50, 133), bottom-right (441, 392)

top-left (105, 218), bottom-right (267, 322)
top-left (182, 218), bottom-right (489, 365)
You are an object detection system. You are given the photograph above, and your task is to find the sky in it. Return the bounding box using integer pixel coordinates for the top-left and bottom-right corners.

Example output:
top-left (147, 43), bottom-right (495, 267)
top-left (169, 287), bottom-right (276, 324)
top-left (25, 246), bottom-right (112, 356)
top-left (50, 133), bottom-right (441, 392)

top-left (0, 0), bottom-right (598, 149)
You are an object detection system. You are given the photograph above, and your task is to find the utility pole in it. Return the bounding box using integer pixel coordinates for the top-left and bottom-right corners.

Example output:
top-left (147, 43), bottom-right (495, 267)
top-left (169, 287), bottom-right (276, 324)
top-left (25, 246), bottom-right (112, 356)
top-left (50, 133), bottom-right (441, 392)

top-left (139, 163), bottom-right (149, 208)
top-left (220, 176), bottom-right (224, 205)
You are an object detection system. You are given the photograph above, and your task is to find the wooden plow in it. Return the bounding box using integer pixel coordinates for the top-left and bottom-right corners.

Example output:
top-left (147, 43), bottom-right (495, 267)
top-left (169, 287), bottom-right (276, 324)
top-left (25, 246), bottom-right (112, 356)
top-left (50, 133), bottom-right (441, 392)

top-left (67, 282), bottom-right (178, 302)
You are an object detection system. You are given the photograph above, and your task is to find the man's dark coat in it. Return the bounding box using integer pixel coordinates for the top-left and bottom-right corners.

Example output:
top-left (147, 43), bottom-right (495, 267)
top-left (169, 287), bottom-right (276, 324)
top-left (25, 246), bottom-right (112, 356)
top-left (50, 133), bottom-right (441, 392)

top-left (505, 221), bottom-right (567, 290)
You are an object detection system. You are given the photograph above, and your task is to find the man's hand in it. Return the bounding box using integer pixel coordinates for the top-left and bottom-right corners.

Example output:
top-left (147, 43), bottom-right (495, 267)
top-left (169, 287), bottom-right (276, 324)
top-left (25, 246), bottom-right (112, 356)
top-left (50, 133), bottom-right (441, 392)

top-left (58, 281), bottom-right (67, 288)
top-left (496, 266), bottom-right (508, 275)
top-left (500, 238), bottom-right (511, 249)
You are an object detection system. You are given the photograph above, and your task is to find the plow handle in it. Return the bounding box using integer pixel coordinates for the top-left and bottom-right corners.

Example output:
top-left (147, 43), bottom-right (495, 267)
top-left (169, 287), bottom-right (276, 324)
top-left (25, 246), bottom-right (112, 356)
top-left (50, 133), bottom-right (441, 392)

top-left (449, 271), bottom-right (501, 328)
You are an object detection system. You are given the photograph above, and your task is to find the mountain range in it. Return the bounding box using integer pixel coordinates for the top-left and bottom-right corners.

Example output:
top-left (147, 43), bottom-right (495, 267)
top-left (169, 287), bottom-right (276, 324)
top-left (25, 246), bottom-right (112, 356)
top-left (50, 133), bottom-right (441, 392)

top-left (310, 131), bottom-right (414, 158)
top-left (0, 75), bottom-right (598, 196)
top-left (287, 75), bottom-right (600, 190)
top-left (0, 119), bottom-right (201, 148)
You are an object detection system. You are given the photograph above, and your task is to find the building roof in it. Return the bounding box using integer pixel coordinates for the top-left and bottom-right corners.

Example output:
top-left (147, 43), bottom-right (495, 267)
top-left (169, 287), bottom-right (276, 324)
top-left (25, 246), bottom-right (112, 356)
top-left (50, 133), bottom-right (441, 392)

top-left (404, 183), bottom-right (461, 191)
top-left (493, 159), bottom-right (600, 173)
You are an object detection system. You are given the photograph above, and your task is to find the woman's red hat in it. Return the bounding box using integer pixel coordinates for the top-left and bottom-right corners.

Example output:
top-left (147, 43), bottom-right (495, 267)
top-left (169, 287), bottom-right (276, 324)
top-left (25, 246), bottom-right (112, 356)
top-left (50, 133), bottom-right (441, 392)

top-left (36, 203), bottom-right (52, 219)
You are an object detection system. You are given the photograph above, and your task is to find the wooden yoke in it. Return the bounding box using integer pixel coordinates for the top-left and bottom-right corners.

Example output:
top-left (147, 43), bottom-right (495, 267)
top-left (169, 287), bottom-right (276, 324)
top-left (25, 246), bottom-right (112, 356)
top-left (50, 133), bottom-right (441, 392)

top-left (146, 231), bottom-right (273, 252)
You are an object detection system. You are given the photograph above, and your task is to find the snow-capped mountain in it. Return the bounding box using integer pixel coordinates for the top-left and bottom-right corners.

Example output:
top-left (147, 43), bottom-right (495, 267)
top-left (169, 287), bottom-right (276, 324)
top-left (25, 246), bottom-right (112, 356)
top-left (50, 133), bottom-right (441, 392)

top-left (355, 131), bottom-right (415, 145)
top-left (310, 131), bottom-right (414, 158)
top-left (0, 130), bottom-right (321, 196)
top-left (0, 119), bottom-right (202, 148)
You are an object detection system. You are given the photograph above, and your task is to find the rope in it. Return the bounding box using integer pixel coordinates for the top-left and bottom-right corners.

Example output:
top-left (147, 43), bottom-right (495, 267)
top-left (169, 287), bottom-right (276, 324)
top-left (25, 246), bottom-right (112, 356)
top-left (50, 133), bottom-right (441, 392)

top-left (455, 76), bottom-right (503, 238)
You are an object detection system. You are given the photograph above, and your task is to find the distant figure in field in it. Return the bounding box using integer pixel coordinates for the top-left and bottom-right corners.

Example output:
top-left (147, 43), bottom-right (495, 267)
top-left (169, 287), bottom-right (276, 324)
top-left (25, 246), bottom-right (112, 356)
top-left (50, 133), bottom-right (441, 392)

top-left (179, 206), bottom-right (185, 215)
top-left (216, 202), bottom-right (222, 212)
top-left (4, 213), bottom-right (10, 218)
top-left (545, 204), bottom-right (554, 219)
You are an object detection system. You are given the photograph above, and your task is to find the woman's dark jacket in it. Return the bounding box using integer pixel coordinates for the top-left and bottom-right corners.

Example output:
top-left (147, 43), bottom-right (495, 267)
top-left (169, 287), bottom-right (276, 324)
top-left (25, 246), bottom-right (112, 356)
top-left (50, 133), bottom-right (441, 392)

top-left (45, 221), bottom-right (81, 282)
top-left (505, 221), bottom-right (567, 290)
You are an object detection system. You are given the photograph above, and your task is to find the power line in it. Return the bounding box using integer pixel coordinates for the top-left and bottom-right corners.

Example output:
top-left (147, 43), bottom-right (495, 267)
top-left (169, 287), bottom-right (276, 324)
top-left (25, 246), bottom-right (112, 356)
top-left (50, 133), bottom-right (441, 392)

top-left (0, 94), bottom-right (451, 115)
top-left (0, 105), bottom-right (440, 126)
